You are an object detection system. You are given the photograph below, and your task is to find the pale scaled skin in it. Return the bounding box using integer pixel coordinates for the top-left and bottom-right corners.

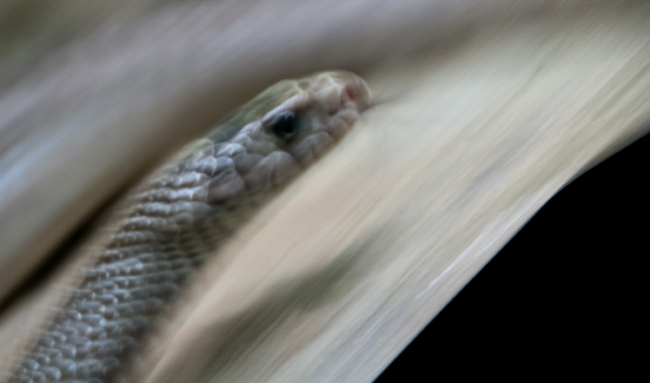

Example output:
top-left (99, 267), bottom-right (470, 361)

top-left (7, 71), bottom-right (370, 383)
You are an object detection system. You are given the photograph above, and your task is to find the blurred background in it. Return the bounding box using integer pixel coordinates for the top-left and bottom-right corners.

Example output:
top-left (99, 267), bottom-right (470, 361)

top-left (1, 1), bottom-right (647, 381)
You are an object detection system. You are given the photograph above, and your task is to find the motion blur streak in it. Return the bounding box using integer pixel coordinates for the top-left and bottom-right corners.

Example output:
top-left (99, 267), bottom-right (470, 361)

top-left (1, 1), bottom-right (642, 383)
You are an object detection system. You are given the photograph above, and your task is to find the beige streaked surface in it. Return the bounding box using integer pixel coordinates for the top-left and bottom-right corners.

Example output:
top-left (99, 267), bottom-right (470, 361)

top-left (1, 1), bottom-right (649, 382)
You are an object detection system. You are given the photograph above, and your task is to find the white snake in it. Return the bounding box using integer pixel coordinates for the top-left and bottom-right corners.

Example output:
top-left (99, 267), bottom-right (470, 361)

top-left (6, 71), bottom-right (370, 383)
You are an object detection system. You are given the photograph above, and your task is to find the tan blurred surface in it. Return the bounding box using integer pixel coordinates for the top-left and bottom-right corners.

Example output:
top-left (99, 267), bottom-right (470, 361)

top-left (1, 1), bottom-right (649, 382)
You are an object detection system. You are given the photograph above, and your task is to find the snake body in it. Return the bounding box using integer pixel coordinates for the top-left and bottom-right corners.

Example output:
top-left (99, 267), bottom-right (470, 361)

top-left (7, 71), bottom-right (370, 383)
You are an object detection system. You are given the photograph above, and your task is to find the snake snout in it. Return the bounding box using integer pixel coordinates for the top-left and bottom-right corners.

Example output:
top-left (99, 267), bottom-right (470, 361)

top-left (326, 71), bottom-right (371, 113)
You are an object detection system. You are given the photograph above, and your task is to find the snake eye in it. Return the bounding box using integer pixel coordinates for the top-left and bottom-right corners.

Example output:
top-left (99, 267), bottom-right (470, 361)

top-left (268, 111), bottom-right (298, 140)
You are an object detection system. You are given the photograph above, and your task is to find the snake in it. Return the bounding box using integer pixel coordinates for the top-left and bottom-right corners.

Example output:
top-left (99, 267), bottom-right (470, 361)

top-left (6, 71), bottom-right (371, 383)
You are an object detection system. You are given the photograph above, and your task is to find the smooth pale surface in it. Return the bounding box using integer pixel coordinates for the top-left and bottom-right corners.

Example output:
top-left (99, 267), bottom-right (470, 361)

top-left (1, 1), bottom-right (649, 382)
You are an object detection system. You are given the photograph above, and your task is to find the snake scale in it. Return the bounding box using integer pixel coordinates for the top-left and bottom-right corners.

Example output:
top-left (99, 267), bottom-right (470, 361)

top-left (6, 71), bottom-right (371, 383)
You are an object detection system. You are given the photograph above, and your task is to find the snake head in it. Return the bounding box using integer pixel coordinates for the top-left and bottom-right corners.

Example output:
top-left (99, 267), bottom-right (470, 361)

top-left (206, 71), bottom-right (370, 203)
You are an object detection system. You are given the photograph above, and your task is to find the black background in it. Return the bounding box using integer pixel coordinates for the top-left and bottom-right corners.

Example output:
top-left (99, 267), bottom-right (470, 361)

top-left (376, 129), bottom-right (648, 380)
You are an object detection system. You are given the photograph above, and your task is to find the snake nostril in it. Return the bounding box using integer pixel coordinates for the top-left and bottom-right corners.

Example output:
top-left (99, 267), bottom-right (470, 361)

top-left (340, 86), bottom-right (354, 107)
top-left (340, 80), bottom-right (371, 112)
